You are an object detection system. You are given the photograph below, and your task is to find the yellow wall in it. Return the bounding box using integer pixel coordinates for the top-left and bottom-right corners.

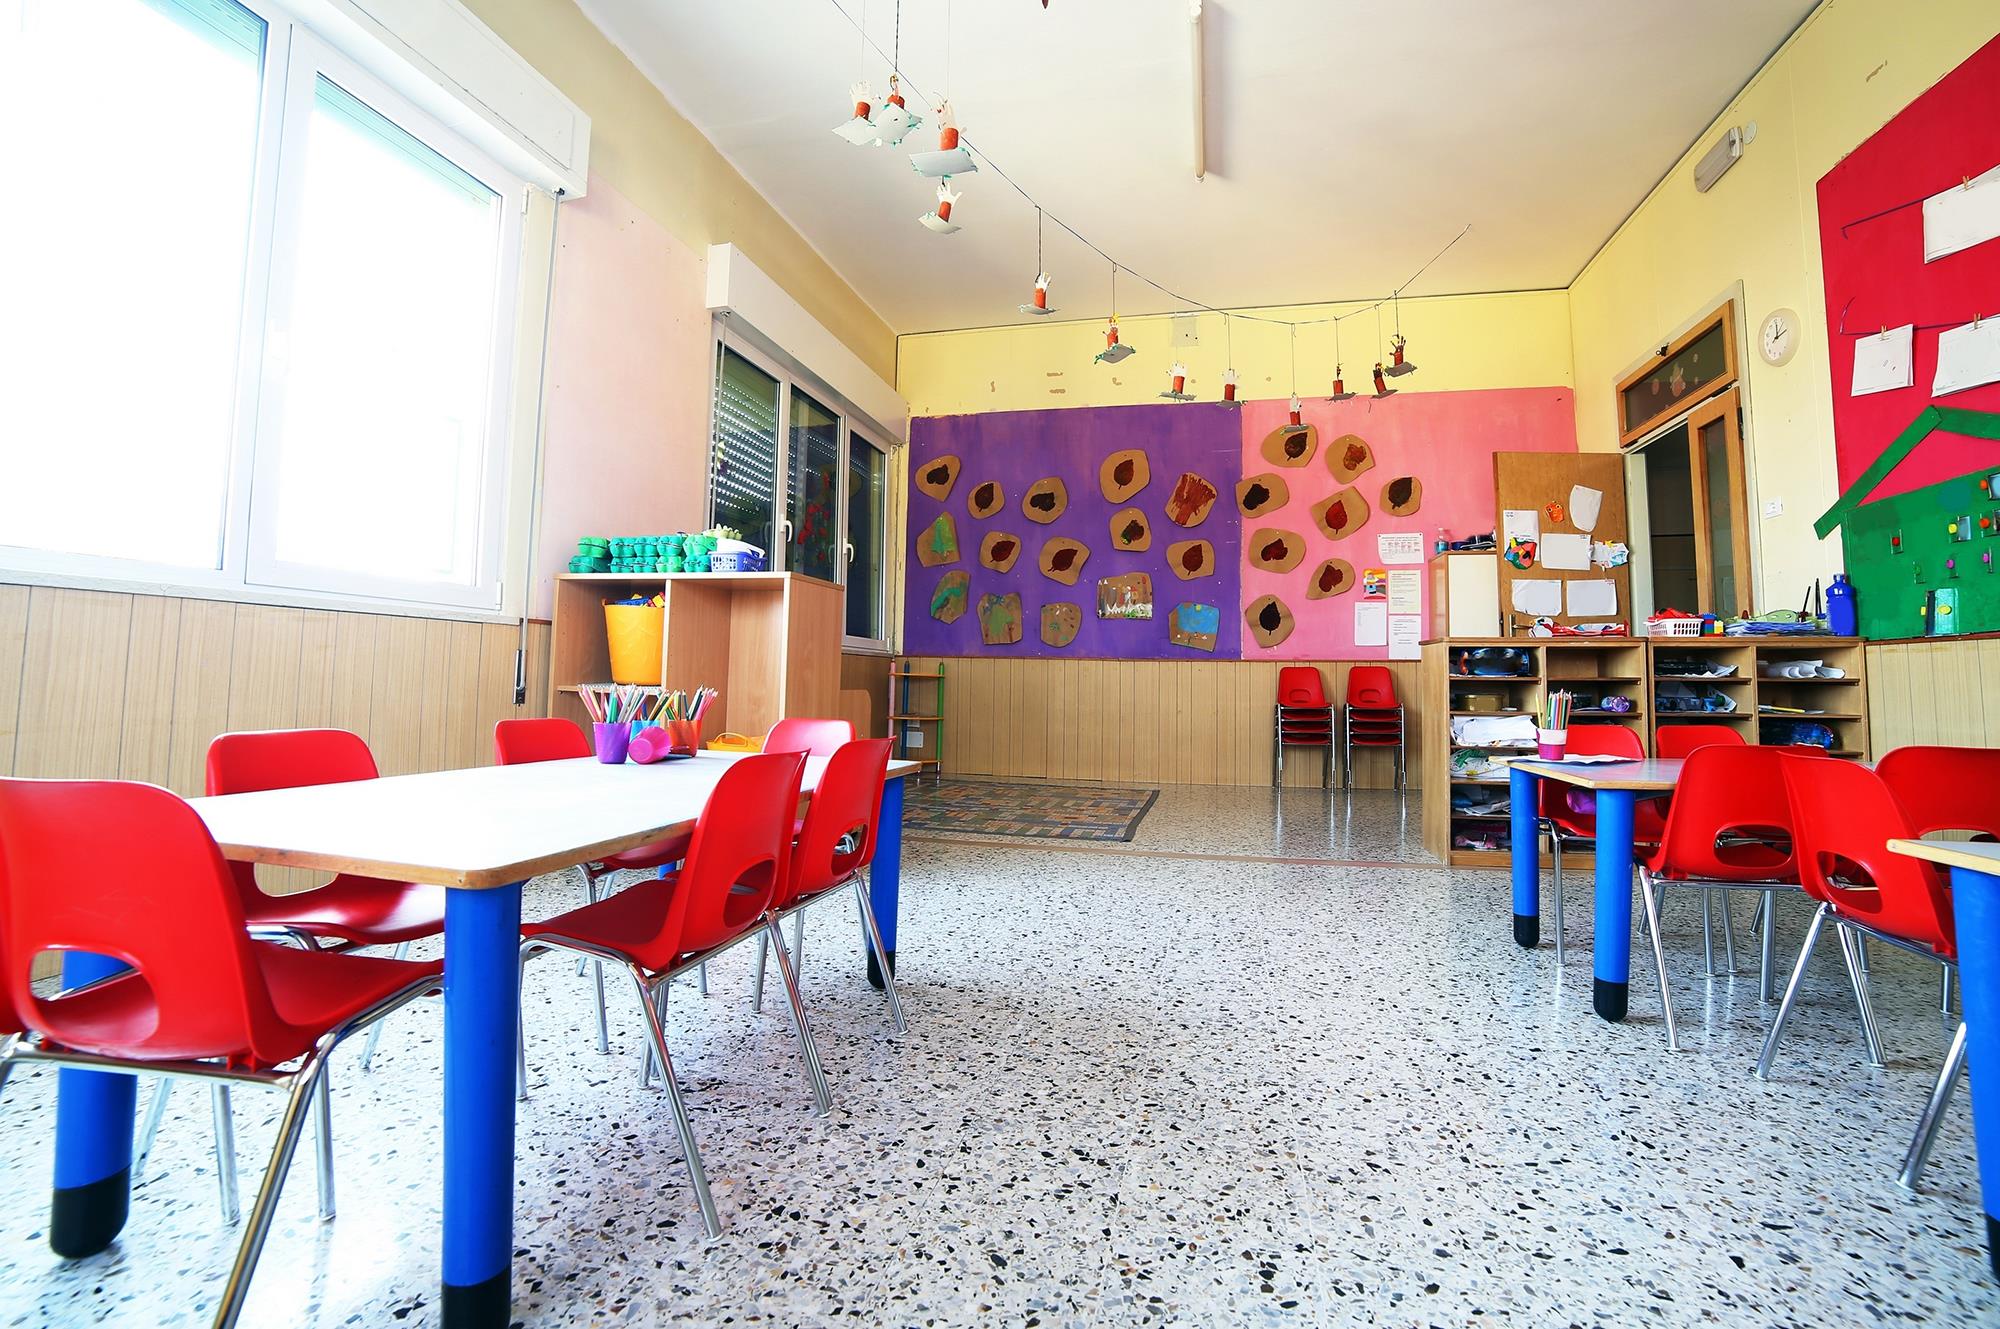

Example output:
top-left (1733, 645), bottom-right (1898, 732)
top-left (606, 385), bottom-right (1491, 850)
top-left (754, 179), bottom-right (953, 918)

top-left (1568, 0), bottom-right (1997, 608)
top-left (897, 289), bottom-right (1574, 416)
top-left (462, 0), bottom-right (897, 383)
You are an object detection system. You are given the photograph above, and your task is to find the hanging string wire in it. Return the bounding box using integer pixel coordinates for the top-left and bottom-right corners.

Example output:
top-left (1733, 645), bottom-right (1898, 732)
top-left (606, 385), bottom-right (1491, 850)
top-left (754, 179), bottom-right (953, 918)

top-left (1288, 324), bottom-right (1298, 395)
top-left (1036, 206), bottom-right (1043, 274)
top-left (822, 0), bottom-right (1467, 330)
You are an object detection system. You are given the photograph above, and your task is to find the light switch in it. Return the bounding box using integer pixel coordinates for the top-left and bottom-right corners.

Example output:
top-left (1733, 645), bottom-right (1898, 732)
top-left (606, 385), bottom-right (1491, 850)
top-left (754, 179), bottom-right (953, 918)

top-left (1761, 498), bottom-right (1784, 519)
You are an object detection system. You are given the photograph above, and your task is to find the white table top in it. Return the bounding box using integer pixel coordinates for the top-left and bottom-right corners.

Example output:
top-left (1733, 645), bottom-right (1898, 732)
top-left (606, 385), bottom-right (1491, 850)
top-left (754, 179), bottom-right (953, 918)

top-left (1508, 757), bottom-right (1685, 791)
top-left (1888, 838), bottom-right (2000, 876)
top-left (188, 753), bottom-right (919, 890)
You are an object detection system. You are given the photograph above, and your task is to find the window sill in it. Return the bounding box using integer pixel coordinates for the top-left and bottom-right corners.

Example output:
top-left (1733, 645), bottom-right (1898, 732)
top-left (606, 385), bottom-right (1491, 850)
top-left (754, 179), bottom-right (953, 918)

top-left (0, 567), bottom-right (518, 626)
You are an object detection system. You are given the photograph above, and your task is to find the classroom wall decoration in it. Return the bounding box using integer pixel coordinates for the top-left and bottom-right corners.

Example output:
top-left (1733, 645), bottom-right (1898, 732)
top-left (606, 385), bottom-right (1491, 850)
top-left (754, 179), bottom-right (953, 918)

top-left (905, 389), bottom-right (1575, 660)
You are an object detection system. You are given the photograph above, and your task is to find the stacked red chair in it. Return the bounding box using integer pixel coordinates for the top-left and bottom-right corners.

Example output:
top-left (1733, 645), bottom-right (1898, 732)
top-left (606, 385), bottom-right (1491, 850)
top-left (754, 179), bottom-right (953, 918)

top-left (1342, 666), bottom-right (1407, 792)
top-left (1273, 666), bottom-right (1335, 788)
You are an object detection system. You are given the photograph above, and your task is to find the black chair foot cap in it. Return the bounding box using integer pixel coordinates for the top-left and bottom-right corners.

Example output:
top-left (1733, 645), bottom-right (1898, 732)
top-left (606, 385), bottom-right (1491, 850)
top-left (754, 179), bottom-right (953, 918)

top-left (1593, 979), bottom-right (1629, 1022)
top-left (50, 1168), bottom-right (131, 1259)
top-left (1513, 914), bottom-right (1539, 948)
top-left (867, 949), bottom-right (897, 990)
top-left (442, 1271), bottom-right (510, 1326)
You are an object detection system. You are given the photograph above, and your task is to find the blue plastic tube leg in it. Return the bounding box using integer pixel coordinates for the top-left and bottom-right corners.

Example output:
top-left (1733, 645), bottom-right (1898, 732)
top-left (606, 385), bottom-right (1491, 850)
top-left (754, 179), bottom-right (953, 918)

top-left (1948, 865), bottom-right (2000, 1279)
top-left (1509, 765), bottom-right (1540, 948)
top-left (49, 953), bottom-right (138, 1258)
top-left (867, 776), bottom-right (904, 990)
top-left (1592, 788), bottom-right (1636, 1022)
top-left (441, 881), bottom-right (523, 1327)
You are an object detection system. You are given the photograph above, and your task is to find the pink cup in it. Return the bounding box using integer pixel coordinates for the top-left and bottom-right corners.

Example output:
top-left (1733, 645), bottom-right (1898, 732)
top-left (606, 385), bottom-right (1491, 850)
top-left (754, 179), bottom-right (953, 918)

top-left (1536, 727), bottom-right (1567, 761)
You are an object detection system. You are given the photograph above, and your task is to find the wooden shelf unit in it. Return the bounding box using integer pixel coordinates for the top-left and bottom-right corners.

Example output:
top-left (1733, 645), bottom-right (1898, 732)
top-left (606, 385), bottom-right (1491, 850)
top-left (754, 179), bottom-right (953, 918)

top-left (1648, 637), bottom-right (1869, 757)
top-left (889, 660), bottom-right (944, 780)
top-left (548, 572), bottom-right (841, 741)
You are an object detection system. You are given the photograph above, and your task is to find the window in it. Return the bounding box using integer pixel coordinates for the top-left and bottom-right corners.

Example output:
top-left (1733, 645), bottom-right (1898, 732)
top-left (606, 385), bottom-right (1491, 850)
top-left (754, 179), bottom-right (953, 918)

top-left (706, 337), bottom-right (893, 649)
top-left (0, 0), bottom-right (524, 612)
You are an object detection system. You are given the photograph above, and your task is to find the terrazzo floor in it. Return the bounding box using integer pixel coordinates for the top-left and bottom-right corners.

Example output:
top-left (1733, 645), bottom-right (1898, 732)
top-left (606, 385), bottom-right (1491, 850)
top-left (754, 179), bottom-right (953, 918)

top-left (1, 787), bottom-right (1994, 1327)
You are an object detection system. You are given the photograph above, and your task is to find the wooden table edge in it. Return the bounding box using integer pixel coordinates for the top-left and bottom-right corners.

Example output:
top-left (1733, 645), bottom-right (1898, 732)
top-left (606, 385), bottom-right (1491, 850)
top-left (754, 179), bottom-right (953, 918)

top-left (1887, 837), bottom-right (2000, 875)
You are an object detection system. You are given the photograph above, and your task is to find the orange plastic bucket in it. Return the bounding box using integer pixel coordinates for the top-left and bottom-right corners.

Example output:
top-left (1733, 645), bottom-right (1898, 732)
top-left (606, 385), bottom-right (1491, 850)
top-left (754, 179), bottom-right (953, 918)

top-left (603, 605), bottom-right (664, 685)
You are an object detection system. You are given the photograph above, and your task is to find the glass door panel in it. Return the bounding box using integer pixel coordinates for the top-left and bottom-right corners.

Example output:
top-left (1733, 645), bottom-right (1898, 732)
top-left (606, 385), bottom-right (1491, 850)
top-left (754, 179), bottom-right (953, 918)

top-left (786, 387), bottom-right (840, 580)
top-left (845, 435), bottom-right (886, 640)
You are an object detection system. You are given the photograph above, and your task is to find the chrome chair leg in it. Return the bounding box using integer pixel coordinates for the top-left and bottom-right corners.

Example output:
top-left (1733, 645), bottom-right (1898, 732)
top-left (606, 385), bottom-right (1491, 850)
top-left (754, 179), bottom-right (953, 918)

top-left (698, 961), bottom-right (708, 997)
top-left (1759, 889), bottom-right (1779, 1005)
top-left (641, 977), bottom-right (672, 1088)
top-left (626, 967), bottom-right (720, 1239)
top-left (358, 940), bottom-right (414, 1072)
top-left (1701, 891), bottom-right (1717, 977)
top-left (312, 1070), bottom-right (335, 1221)
top-left (133, 1076), bottom-right (173, 1181)
top-left (211, 1054), bottom-right (331, 1329)
top-left (1550, 830), bottom-right (1566, 967)
top-left (792, 910), bottom-right (806, 983)
top-left (1899, 1017), bottom-right (1969, 1192)
top-left (1719, 894), bottom-right (1738, 975)
top-left (1941, 963), bottom-right (1954, 1015)
top-left (516, 949), bottom-right (533, 1101)
top-left (855, 876), bottom-right (907, 1034)
top-left (211, 1083), bottom-right (241, 1225)
top-left (1835, 923), bottom-right (1887, 1068)
top-left (763, 917), bottom-right (833, 1116)
top-left (1639, 872), bottom-right (1678, 1052)
top-left (752, 929), bottom-right (770, 1013)
top-left (1756, 901), bottom-right (1830, 1080)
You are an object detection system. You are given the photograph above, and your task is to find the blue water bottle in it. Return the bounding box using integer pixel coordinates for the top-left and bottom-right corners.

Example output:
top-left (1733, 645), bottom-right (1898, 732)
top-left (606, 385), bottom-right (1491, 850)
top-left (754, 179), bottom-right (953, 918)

top-left (1826, 573), bottom-right (1858, 636)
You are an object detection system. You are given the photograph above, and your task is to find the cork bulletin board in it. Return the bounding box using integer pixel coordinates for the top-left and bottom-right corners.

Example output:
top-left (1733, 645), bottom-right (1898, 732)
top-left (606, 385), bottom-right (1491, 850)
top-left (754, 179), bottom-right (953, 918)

top-left (1492, 451), bottom-right (1630, 635)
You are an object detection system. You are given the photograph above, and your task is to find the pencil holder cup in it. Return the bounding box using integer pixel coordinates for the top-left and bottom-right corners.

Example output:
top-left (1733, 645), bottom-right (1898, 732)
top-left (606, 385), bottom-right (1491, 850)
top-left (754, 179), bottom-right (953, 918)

top-left (593, 722), bottom-right (631, 764)
top-left (627, 726), bottom-right (672, 764)
top-left (665, 718), bottom-right (702, 755)
top-left (1536, 727), bottom-right (1567, 760)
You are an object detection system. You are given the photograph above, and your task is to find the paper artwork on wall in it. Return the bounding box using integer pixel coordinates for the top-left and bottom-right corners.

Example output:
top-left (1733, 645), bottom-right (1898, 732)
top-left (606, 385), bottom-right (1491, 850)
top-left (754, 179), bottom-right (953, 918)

top-left (1923, 164), bottom-right (2000, 263)
top-left (1328, 433), bottom-right (1375, 484)
top-left (1310, 486), bottom-right (1371, 540)
top-left (1376, 531), bottom-right (1425, 565)
top-left (1353, 601), bottom-right (1388, 646)
top-left (1022, 476), bottom-right (1069, 524)
top-left (979, 530), bottom-right (1023, 573)
top-left (1099, 448), bottom-right (1151, 502)
top-left (1592, 540), bottom-right (1629, 568)
top-left (1568, 485), bottom-right (1604, 533)
top-left (1169, 602), bottom-right (1219, 652)
top-left (1540, 532), bottom-right (1592, 571)
top-left (1851, 324), bottom-right (1915, 396)
top-left (1245, 594), bottom-right (1295, 647)
top-left (914, 455), bottom-right (961, 501)
top-left (978, 593), bottom-right (1023, 645)
top-left (967, 479), bottom-right (1006, 519)
top-left (1038, 536), bottom-right (1089, 585)
top-left (1502, 508), bottom-right (1540, 545)
top-left (1380, 475), bottom-right (1422, 517)
top-left (1110, 506), bottom-right (1153, 552)
top-left (929, 570), bottom-right (970, 622)
top-left (1166, 538), bottom-right (1216, 580)
top-left (1387, 614), bottom-right (1422, 660)
top-left (1566, 579), bottom-right (1618, 617)
top-left (1305, 557), bottom-right (1354, 599)
top-left (1933, 317), bottom-right (2000, 397)
top-left (1164, 472), bottom-right (1219, 526)
top-left (1235, 471), bottom-right (1290, 518)
top-left (1387, 568), bottom-right (1421, 614)
top-left (1360, 567), bottom-right (1388, 598)
top-left (1260, 423), bottom-right (1318, 468)
top-left (1246, 527), bottom-right (1306, 573)
top-left (1041, 601), bottom-right (1081, 647)
top-left (916, 513), bottom-right (959, 567)
top-left (1509, 577), bottom-right (1562, 617)
top-left (1097, 572), bottom-right (1154, 620)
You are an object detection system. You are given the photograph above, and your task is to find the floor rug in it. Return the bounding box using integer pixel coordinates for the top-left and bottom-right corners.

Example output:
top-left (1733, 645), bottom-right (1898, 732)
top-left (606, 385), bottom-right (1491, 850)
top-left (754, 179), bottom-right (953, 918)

top-left (903, 778), bottom-right (1160, 842)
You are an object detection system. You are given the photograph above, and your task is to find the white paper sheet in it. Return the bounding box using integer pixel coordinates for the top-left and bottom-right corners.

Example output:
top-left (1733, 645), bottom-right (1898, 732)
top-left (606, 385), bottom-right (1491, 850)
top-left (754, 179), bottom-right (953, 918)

top-left (1509, 578), bottom-right (1562, 617)
top-left (1387, 614), bottom-right (1421, 661)
top-left (1502, 509), bottom-right (1539, 545)
top-left (1566, 579), bottom-right (1619, 617)
top-left (1386, 568), bottom-right (1421, 615)
top-left (1353, 601), bottom-right (1389, 647)
top-left (1924, 165), bottom-right (2000, 264)
top-left (1851, 323), bottom-right (1914, 397)
top-left (1376, 532), bottom-right (1425, 565)
top-left (1933, 318), bottom-right (2000, 397)
top-left (1568, 485), bottom-right (1604, 534)
top-left (1540, 532), bottom-right (1593, 571)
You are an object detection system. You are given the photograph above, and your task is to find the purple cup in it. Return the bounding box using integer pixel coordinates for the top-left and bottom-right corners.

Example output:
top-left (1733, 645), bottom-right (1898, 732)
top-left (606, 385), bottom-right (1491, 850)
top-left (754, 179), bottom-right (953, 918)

top-left (593, 721), bottom-right (631, 764)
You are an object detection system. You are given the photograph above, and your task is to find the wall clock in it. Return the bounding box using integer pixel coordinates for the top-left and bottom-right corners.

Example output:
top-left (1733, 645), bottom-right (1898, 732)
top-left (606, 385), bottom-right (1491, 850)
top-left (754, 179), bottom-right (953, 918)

top-left (1759, 308), bottom-right (1801, 366)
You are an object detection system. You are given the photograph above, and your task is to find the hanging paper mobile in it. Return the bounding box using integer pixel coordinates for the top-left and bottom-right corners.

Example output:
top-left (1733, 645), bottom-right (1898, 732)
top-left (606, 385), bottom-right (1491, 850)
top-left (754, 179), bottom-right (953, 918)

top-left (873, 73), bottom-right (922, 146)
top-left (1329, 366), bottom-right (1356, 401)
top-left (1159, 361), bottom-right (1195, 401)
top-left (919, 180), bottom-right (962, 233)
top-left (1372, 363), bottom-right (1397, 399)
top-left (909, 100), bottom-right (977, 176)
top-left (832, 81), bottom-right (878, 144)
top-left (1018, 210), bottom-right (1057, 315)
top-left (1215, 315), bottom-right (1239, 406)
top-left (1283, 394), bottom-right (1307, 433)
top-left (1384, 291), bottom-right (1417, 377)
top-left (1221, 367), bottom-right (1239, 404)
top-left (1096, 319), bottom-right (1134, 363)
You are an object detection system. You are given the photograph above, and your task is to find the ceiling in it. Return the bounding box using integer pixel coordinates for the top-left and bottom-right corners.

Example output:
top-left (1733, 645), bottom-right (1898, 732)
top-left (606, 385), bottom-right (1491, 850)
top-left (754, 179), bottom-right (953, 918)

top-left (578, 0), bottom-right (1818, 334)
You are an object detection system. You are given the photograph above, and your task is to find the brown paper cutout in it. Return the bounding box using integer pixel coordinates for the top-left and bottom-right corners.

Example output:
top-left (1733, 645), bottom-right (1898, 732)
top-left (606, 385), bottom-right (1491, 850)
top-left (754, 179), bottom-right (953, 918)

top-left (929, 570), bottom-right (970, 622)
top-left (1022, 476), bottom-right (1069, 524)
top-left (1245, 594), bottom-right (1295, 647)
top-left (1041, 602), bottom-right (1081, 648)
top-left (916, 513), bottom-right (960, 566)
top-left (915, 455), bottom-right (961, 501)
top-left (1168, 602), bottom-right (1219, 652)
top-left (1380, 475), bottom-right (1423, 517)
top-left (1164, 472), bottom-right (1219, 527)
top-left (1235, 472), bottom-right (1290, 518)
top-left (1099, 449), bottom-right (1151, 503)
top-left (1260, 424), bottom-right (1318, 468)
top-left (1109, 506), bottom-right (1153, 552)
top-left (967, 479), bottom-right (1005, 519)
top-left (977, 592), bottom-right (1023, 646)
top-left (979, 530), bottom-right (1023, 573)
top-left (1328, 434), bottom-right (1375, 485)
top-left (1305, 557), bottom-right (1356, 599)
top-left (1309, 486), bottom-right (1371, 541)
top-left (1096, 573), bottom-right (1154, 620)
top-left (1166, 538), bottom-right (1216, 580)
top-left (1247, 527), bottom-right (1307, 573)
top-left (1038, 536), bottom-right (1090, 585)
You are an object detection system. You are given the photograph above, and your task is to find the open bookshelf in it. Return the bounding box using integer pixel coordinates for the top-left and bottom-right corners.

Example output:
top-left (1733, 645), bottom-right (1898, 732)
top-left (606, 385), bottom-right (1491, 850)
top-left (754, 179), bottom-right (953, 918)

top-left (1648, 637), bottom-right (1868, 758)
top-left (889, 660), bottom-right (945, 782)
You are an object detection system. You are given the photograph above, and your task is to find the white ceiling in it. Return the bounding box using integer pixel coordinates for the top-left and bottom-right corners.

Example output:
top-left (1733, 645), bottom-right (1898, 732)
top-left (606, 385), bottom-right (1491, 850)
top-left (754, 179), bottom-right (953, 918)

top-left (579, 0), bottom-right (1818, 334)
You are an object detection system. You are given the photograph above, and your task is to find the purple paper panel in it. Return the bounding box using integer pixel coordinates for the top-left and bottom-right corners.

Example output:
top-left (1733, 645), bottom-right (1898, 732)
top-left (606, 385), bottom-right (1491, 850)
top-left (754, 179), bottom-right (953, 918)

top-left (904, 403), bottom-right (1242, 659)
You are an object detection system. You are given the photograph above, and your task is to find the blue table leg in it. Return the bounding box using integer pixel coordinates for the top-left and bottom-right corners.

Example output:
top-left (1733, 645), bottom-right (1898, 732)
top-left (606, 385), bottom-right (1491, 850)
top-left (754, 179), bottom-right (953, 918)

top-left (867, 775), bottom-right (904, 990)
top-left (1948, 865), bottom-right (2000, 1279)
top-left (1592, 788), bottom-right (1636, 1022)
top-left (49, 952), bottom-right (138, 1258)
top-left (441, 882), bottom-right (523, 1327)
top-left (1509, 765), bottom-right (1540, 948)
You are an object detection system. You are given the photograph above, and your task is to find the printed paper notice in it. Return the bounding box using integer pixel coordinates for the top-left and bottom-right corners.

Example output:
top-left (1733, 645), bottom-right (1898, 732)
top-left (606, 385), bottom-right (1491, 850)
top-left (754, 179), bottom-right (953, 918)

top-left (1353, 601), bottom-right (1389, 647)
top-left (1509, 578), bottom-right (1562, 617)
top-left (1568, 485), bottom-right (1604, 534)
top-left (1387, 614), bottom-right (1422, 661)
top-left (1933, 318), bottom-right (2000, 397)
top-left (1540, 532), bottom-right (1593, 571)
top-left (1924, 165), bottom-right (2000, 264)
top-left (1851, 324), bottom-right (1914, 397)
top-left (1387, 568), bottom-right (1422, 615)
top-left (1502, 509), bottom-right (1540, 545)
top-left (1566, 579), bottom-right (1619, 618)
top-left (1377, 532), bottom-right (1425, 565)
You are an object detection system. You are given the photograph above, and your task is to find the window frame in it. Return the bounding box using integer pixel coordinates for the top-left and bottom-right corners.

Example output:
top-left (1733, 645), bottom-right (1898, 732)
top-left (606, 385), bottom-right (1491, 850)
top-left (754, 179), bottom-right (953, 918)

top-left (0, 0), bottom-right (528, 618)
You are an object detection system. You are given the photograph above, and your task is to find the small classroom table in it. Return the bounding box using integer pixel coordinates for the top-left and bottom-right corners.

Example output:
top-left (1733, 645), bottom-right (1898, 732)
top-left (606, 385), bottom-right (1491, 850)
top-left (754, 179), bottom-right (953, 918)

top-left (1507, 757), bottom-right (1683, 1023)
top-left (47, 752), bottom-right (918, 1328)
top-left (1887, 837), bottom-right (2000, 1280)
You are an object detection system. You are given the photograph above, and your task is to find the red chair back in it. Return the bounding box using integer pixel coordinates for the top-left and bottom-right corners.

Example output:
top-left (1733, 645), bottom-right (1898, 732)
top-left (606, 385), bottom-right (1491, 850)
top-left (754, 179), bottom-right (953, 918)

top-left (494, 717), bottom-right (592, 765)
top-left (1538, 724), bottom-right (1646, 826)
top-left (780, 739), bottom-right (893, 911)
top-left (0, 778), bottom-right (297, 1064)
top-left (1647, 745), bottom-right (1797, 880)
top-left (1346, 666), bottom-right (1398, 709)
top-left (765, 718), bottom-right (854, 758)
top-left (1654, 724), bottom-right (1745, 759)
top-left (649, 752), bottom-right (807, 964)
top-left (1781, 754), bottom-right (1955, 958)
top-left (206, 729), bottom-right (388, 902)
top-left (1277, 666), bottom-right (1328, 708)
top-left (1875, 745), bottom-right (2000, 839)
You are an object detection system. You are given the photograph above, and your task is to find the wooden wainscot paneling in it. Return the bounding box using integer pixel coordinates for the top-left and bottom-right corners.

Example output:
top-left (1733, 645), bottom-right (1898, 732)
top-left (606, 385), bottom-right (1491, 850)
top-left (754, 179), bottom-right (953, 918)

top-left (1865, 635), bottom-right (2000, 753)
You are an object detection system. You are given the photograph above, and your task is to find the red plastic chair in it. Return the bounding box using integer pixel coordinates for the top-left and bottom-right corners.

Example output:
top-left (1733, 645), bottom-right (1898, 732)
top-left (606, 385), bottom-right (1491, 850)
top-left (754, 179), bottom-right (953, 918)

top-left (1274, 667), bottom-right (1334, 787)
top-left (517, 751), bottom-right (815, 1238)
top-left (1343, 666), bottom-right (1405, 792)
top-left (766, 717), bottom-right (855, 757)
top-left (0, 777), bottom-right (438, 1327)
top-left (1653, 724), bottom-right (1746, 759)
top-left (1535, 724), bottom-right (1664, 965)
top-left (1758, 756), bottom-right (1957, 1084)
top-left (1875, 745), bottom-right (2000, 840)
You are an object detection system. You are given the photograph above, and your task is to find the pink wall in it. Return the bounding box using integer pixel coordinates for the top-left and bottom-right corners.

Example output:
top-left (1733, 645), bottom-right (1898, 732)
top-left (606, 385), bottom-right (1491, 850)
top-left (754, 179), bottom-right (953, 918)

top-left (1237, 387), bottom-right (1576, 659)
top-left (531, 173), bottom-right (712, 618)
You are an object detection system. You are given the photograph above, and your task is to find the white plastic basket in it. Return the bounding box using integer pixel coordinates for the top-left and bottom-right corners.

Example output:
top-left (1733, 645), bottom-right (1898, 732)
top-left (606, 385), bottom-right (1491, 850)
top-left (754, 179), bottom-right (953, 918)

top-left (1646, 617), bottom-right (1705, 638)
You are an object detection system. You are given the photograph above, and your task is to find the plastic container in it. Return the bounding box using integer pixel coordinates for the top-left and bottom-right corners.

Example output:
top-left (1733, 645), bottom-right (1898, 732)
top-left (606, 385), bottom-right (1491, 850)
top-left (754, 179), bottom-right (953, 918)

top-left (664, 717), bottom-right (702, 755)
top-left (627, 725), bottom-right (672, 764)
top-left (593, 722), bottom-right (631, 764)
top-left (706, 732), bottom-right (764, 754)
top-left (1646, 617), bottom-right (1705, 639)
top-left (1826, 573), bottom-right (1858, 637)
top-left (1536, 727), bottom-right (1568, 760)
top-left (707, 539), bottom-right (767, 573)
top-left (603, 604), bottom-right (664, 684)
